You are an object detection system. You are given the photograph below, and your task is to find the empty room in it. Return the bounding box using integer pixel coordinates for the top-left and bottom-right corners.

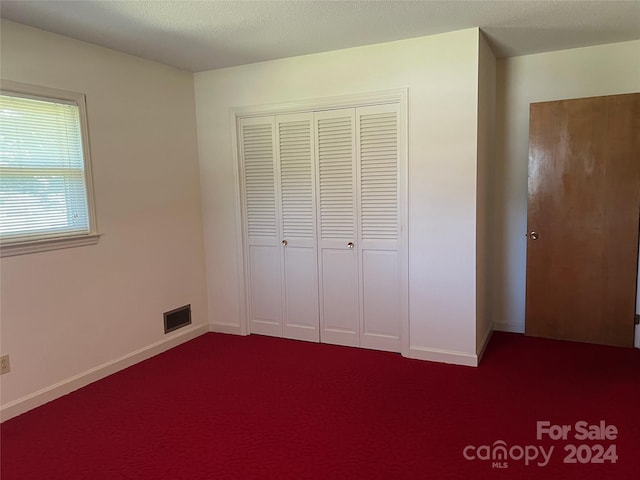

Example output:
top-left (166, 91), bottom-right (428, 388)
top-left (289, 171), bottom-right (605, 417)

top-left (1, 1), bottom-right (639, 479)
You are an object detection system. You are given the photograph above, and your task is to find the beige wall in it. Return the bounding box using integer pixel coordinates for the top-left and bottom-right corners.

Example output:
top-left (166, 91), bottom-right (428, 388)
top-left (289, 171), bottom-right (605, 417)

top-left (493, 40), bottom-right (640, 333)
top-left (195, 29), bottom-right (483, 363)
top-left (2, 17), bottom-right (637, 419)
top-left (0, 21), bottom-right (208, 413)
top-left (476, 32), bottom-right (496, 354)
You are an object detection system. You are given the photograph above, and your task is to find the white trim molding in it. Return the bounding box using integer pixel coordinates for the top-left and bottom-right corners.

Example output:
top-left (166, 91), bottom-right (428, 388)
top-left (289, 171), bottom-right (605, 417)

top-left (209, 322), bottom-right (244, 335)
top-left (232, 88), bottom-right (408, 119)
top-left (1, 233), bottom-right (101, 258)
top-left (0, 324), bottom-right (208, 422)
top-left (493, 321), bottom-right (524, 333)
top-left (409, 345), bottom-right (479, 367)
top-left (476, 325), bottom-right (493, 364)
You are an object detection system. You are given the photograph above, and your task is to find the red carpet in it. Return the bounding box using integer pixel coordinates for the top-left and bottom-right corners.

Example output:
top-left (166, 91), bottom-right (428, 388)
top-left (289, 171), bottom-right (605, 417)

top-left (1, 332), bottom-right (639, 479)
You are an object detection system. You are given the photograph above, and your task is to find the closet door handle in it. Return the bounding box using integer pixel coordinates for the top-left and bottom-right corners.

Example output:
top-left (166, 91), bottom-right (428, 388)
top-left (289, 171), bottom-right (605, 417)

top-left (347, 242), bottom-right (354, 249)
top-left (282, 240), bottom-right (288, 246)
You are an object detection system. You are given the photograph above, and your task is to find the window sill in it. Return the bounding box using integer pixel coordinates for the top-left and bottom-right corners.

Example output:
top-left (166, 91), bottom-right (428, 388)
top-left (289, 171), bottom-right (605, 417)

top-left (0, 234), bottom-right (101, 258)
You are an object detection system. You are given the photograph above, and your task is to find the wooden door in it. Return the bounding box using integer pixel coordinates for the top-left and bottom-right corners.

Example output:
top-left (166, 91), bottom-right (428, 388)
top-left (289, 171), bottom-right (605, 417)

top-left (525, 93), bottom-right (640, 347)
top-left (275, 113), bottom-right (320, 342)
top-left (315, 109), bottom-right (360, 347)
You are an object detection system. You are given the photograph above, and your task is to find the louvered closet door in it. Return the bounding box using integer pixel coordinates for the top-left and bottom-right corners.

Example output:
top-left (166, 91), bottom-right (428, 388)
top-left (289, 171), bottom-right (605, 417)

top-left (356, 104), bottom-right (401, 352)
top-left (240, 117), bottom-right (282, 337)
top-left (276, 113), bottom-right (319, 342)
top-left (315, 109), bottom-right (360, 347)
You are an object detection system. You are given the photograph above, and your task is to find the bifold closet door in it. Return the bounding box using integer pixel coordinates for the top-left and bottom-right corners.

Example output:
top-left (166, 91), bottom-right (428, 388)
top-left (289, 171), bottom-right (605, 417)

top-left (356, 104), bottom-right (401, 352)
top-left (239, 117), bottom-right (282, 337)
top-left (240, 103), bottom-right (404, 351)
top-left (315, 109), bottom-right (360, 347)
top-left (314, 105), bottom-right (402, 351)
top-left (276, 113), bottom-right (319, 342)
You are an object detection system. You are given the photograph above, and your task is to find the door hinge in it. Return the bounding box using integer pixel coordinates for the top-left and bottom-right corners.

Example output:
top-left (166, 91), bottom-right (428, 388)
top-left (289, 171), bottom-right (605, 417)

top-left (635, 314), bottom-right (640, 325)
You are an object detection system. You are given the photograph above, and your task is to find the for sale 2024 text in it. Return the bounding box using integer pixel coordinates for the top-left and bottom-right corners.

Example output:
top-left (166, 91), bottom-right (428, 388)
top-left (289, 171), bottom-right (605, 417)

top-left (538, 420), bottom-right (618, 466)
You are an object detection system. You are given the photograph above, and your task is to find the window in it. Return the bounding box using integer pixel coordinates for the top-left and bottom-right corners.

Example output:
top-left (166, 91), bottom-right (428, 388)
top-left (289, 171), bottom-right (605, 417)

top-left (0, 81), bottom-right (98, 257)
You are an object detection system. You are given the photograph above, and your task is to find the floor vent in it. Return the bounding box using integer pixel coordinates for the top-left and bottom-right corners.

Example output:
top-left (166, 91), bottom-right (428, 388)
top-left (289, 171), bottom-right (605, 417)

top-left (164, 305), bottom-right (191, 334)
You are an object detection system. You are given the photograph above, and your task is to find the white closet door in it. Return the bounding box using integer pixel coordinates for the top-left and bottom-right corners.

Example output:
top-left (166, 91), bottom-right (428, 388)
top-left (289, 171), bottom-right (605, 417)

top-left (315, 109), bottom-right (360, 347)
top-left (240, 117), bottom-right (282, 337)
top-left (276, 113), bottom-right (319, 342)
top-left (356, 104), bottom-right (401, 352)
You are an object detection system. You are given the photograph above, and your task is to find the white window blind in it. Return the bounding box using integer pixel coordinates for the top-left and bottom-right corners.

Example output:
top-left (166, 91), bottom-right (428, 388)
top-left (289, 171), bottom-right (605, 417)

top-left (0, 87), bottom-right (96, 251)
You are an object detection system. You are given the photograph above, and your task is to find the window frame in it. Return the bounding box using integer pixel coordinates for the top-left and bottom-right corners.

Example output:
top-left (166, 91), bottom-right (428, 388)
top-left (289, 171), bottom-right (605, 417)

top-left (0, 80), bottom-right (100, 257)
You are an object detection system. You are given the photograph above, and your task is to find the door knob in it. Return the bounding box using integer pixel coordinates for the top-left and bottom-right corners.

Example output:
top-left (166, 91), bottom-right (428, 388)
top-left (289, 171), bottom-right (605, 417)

top-left (282, 240), bottom-right (288, 246)
top-left (529, 232), bottom-right (539, 240)
top-left (347, 242), bottom-right (354, 249)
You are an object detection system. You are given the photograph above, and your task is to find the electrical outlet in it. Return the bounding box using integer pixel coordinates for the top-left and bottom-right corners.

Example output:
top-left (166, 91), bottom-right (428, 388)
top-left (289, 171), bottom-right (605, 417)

top-left (0, 355), bottom-right (10, 375)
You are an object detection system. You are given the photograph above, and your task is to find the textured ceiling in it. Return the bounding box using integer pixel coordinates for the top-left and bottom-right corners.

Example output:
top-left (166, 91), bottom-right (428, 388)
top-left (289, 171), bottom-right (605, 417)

top-left (1, 0), bottom-right (639, 72)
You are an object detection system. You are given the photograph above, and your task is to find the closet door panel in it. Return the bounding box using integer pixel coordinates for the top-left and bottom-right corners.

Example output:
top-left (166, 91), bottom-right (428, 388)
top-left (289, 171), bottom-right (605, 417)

top-left (248, 245), bottom-right (282, 335)
top-left (320, 249), bottom-right (359, 345)
top-left (315, 109), bottom-right (359, 346)
top-left (276, 113), bottom-right (319, 342)
top-left (357, 104), bottom-right (401, 352)
top-left (240, 117), bottom-right (282, 337)
top-left (361, 250), bottom-right (401, 351)
top-left (283, 247), bottom-right (319, 341)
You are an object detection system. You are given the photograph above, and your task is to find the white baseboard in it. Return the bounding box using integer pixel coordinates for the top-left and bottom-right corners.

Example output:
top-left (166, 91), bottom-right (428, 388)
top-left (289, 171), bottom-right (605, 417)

top-left (0, 324), bottom-right (209, 423)
top-left (409, 345), bottom-right (478, 367)
top-left (493, 321), bottom-right (524, 333)
top-left (635, 324), bottom-right (639, 349)
top-left (477, 325), bottom-right (493, 363)
top-left (209, 322), bottom-right (244, 335)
